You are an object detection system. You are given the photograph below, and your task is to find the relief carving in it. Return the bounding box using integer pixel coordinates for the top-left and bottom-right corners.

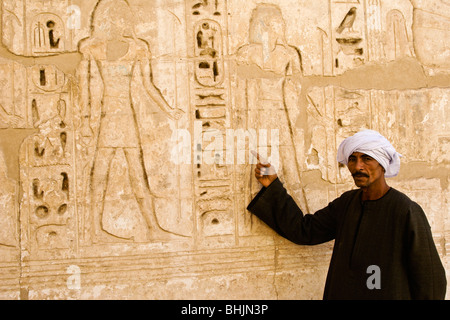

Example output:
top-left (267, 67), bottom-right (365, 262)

top-left (234, 4), bottom-right (309, 235)
top-left (385, 9), bottom-right (413, 61)
top-left (0, 58), bottom-right (28, 128)
top-left (187, 0), bottom-right (235, 243)
top-left (77, 0), bottom-right (184, 243)
top-left (410, 0), bottom-right (450, 70)
top-left (314, 0), bottom-right (417, 75)
top-left (2, 0), bottom-right (71, 56)
top-left (306, 86), bottom-right (450, 184)
top-left (306, 86), bottom-right (370, 183)
top-left (194, 20), bottom-right (224, 87)
top-left (31, 13), bottom-right (64, 55)
top-left (0, 0), bottom-right (448, 299)
top-left (18, 62), bottom-right (75, 257)
top-left (192, 0), bottom-right (222, 16)
top-left (0, 151), bottom-right (17, 249)
top-left (331, 2), bottom-right (365, 74)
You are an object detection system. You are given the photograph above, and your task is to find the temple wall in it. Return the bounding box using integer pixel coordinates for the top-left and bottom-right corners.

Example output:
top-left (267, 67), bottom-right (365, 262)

top-left (0, 0), bottom-right (448, 300)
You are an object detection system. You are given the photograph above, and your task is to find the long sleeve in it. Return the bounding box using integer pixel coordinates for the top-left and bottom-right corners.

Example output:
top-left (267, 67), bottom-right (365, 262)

top-left (405, 202), bottom-right (447, 300)
top-left (247, 178), bottom-right (338, 245)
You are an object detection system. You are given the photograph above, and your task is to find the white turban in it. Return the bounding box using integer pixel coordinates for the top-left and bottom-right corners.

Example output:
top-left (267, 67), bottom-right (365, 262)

top-left (337, 129), bottom-right (402, 178)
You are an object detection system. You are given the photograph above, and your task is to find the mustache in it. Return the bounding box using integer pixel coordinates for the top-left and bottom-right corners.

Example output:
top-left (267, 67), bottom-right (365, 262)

top-left (352, 172), bottom-right (369, 178)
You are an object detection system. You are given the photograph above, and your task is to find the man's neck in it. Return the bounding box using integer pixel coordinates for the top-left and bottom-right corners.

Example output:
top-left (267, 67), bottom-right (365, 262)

top-left (360, 183), bottom-right (390, 201)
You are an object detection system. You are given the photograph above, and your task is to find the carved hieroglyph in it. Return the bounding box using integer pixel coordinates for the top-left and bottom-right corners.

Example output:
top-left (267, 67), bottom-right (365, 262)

top-left (0, 0), bottom-right (448, 299)
top-left (2, 0), bottom-right (96, 56)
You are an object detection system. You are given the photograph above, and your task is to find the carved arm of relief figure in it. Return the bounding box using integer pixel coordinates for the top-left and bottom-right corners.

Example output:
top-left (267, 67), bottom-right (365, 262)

top-left (136, 40), bottom-right (184, 121)
top-left (78, 47), bottom-right (94, 138)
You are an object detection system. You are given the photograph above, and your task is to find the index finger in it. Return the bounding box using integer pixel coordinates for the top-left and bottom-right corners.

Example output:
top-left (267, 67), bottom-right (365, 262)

top-left (251, 150), bottom-right (260, 161)
top-left (251, 150), bottom-right (269, 164)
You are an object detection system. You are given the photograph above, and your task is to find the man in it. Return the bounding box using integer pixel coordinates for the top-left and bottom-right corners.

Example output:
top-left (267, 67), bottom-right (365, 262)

top-left (247, 129), bottom-right (447, 299)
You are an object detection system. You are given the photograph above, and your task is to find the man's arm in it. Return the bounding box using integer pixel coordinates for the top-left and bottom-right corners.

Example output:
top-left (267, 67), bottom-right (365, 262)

top-left (247, 177), bottom-right (337, 245)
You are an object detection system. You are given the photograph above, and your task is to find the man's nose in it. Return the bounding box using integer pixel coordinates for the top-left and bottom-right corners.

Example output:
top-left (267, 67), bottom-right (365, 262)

top-left (355, 158), bottom-right (365, 170)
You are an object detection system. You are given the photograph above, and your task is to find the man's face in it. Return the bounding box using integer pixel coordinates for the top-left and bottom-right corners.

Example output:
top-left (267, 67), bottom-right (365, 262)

top-left (347, 152), bottom-right (385, 189)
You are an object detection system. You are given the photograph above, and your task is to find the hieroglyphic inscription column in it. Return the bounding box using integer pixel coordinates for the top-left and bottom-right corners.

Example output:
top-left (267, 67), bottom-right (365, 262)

top-left (19, 65), bottom-right (76, 259)
top-left (185, 0), bottom-right (236, 246)
top-left (330, 0), bottom-right (366, 74)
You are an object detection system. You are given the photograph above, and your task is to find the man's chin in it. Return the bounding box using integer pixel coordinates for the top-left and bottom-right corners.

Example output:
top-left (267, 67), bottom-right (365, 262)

top-left (353, 177), bottom-right (368, 188)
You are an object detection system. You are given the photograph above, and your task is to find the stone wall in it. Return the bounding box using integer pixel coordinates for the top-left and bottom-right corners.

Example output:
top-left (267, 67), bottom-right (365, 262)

top-left (0, 0), bottom-right (448, 300)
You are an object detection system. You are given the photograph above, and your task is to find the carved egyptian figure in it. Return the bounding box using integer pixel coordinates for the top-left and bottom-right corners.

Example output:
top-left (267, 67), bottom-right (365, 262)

top-left (78, 0), bottom-right (183, 242)
top-left (235, 4), bottom-right (308, 233)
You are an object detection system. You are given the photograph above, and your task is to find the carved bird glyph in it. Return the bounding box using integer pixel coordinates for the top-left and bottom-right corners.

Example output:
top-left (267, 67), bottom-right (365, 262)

top-left (336, 7), bottom-right (357, 34)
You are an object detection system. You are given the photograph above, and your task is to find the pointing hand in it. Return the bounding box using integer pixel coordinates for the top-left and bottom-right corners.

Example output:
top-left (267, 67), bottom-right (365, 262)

top-left (251, 151), bottom-right (278, 188)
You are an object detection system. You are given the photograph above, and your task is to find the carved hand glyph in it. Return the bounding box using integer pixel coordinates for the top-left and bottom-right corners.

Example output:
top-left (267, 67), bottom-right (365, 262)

top-left (168, 108), bottom-right (184, 121)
